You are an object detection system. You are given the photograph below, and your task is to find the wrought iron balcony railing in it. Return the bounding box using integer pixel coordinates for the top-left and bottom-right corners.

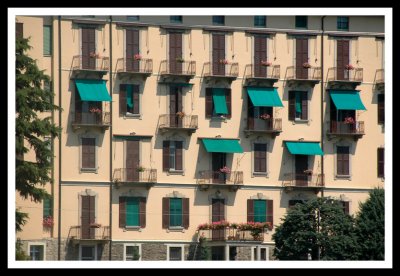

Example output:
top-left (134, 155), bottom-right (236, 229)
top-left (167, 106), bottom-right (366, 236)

top-left (198, 228), bottom-right (265, 242)
top-left (245, 64), bottom-right (280, 79)
top-left (282, 173), bottom-right (324, 188)
top-left (158, 114), bottom-right (198, 130)
top-left (113, 168), bottom-right (157, 184)
top-left (327, 67), bottom-right (363, 83)
top-left (68, 225), bottom-right (110, 240)
top-left (203, 62), bottom-right (239, 78)
top-left (245, 118), bottom-right (282, 132)
top-left (72, 111), bottom-right (111, 127)
top-left (116, 57), bottom-right (153, 74)
top-left (286, 66), bottom-right (321, 81)
top-left (329, 121), bottom-right (365, 135)
top-left (72, 55), bottom-right (110, 71)
top-left (197, 171), bottom-right (243, 185)
top-left (160, 60), bottom-right (196, 76)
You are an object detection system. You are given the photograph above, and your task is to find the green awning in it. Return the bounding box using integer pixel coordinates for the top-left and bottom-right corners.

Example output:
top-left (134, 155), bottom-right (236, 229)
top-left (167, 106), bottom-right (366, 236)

top-left (330, 90), bottom-right (366, 110)
top-left (285, 142), bottom-right (324, 156)
top-left (202, 139), bottom-right (243, 153)
top-left (247, 87), bottom-right (284, 107)
top-left (75, 79), bottom-right (112, 102)
top-left (212, 88), bottom-right (228, 114)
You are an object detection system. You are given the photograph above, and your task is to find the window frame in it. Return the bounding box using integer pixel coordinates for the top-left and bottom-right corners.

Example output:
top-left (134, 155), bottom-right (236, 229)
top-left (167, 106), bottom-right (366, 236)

top-left (295, 16), bottom-right (308, 29)
top-left (123, 243), bottom-right (142, 261)
top-left (253, 199), bottom-right (267, 223)
top-left (43, 25), bottom-right (52, 56)
top-left (252, 142), bottom-right (268, 176)
top-left (335, 145), bottom-right (351, 178)
top-left (337, 16), bottom-right (349, 31)
top-left (251, 246), bottom-right (269, 261)
top-left (212, 16), bottom-right (225, 26)
top-left (125, 197), bottom-right (140, 227)
top-left (289, 90), bottom-right (309, 121)
top-left (28, 242), bottom-right (46, 261)
top-left (167, 244), bottom-right (185, 261)
top-left (79, 135), bottom-right (98, 173)
top-left (163, 140), bottom-right (184, 173)
top-left (79, 244), bottom-right (97, 261)
top-left (254, 16), bottom-right (266, 27)
top-left (169, 198), bottom-right (183, 228)
top-left (378, 94), bottom-right (384, 124)
top-left (378, 147), bottom-right (384, 178)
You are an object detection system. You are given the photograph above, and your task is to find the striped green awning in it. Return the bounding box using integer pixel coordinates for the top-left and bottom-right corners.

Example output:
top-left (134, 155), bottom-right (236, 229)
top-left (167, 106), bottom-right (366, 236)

top-left (285, 142), bottom-right (324, 156)
top-left (330, 90), bottom-right (366, 110)
top-left (247, 87), bottom-right (283, 107)
top-left (75, 79), bottom-right (112, 102)
top-left (201, 139), bottom-right (243, 153)
top-left (212, 88), bottom-right (228, 114)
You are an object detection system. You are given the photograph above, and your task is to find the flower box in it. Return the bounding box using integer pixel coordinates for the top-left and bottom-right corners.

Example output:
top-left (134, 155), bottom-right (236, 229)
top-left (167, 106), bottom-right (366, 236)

top-left (176, 111), bottom-right (185, 119)
top-left (176, 57), bottom-right (185, 63)
top-left (344, 117), bottom-right (355, 124)
top-left (89, 107), bottom-right (102, 114)
top-left (43, 216), bottom-right (54, 228)
top-left (219, 59), bottom-right (229, 65)
top-left (89, 52), bottom-right (100, 58)
top-left (134, 54), bottom-right (142, 60)
top-left (219, 166), bottom-right (231, 174)
top-left (261, 61), bottom-right (272, 67)
top-left (260, 113), bottom-right (271, 120)
top-left (302, 62), bottom-right (312, 68)
top-left (345, 64), bottom-right (355, 70)
top-left (136, 166), bottom-right (145, 172)
top-left (90, 223), bottom-right (101, 228)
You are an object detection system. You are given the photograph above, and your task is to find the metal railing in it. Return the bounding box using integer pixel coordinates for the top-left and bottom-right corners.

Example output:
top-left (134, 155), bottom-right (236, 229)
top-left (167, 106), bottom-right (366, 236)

top-left (72, 111), bottom-right (111, 126)
top-left (245, 64), bottom-right (280, 79)
top-left (197, 171), bottom-right (243, 185)
top-left (283, 173), bottom-right (324, 188)
top-left (246, 118), bottom-right (282, 132)
top-left (329, 121), bottom-right (365, 135)
top-left (327, 67), bottom-right (363, 82)
top-left (159, 114), bottom-right (198, 129)
top-left (160, 60), bottom-right (196, 76)
top-left (113, 168), bottom-right (157, 183)
top-left (203, 62), bottom-right (239, 78)
top-left (286, 66), bottom-right (321, 80)
top-left (72, 55), bottom-right (109, 71)
top-left (68, 225), bottom-right (110, 240)
top-left (116, 57), bottom-right (153, 74)
top-left (198, 228), bottom-right (265, 242)
top-left (376, 69), bottom-right (384, 84)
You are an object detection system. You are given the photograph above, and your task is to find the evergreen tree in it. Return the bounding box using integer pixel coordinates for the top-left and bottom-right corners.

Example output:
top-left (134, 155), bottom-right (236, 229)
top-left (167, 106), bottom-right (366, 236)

top-left (15, 36), bottom-right (60, 231)
top-left (197, 236), bottom-right (211, 260)
top-left (354, 188), bottom-right (384, 260)
top-left (272, 197), bottom-right (357, 260)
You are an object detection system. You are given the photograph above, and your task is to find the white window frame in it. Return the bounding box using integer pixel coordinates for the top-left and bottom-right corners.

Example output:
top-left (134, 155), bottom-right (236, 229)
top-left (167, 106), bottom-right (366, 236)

top-left (334, 143), bottom-right (352, 179)
top-left (252, 141), bottom-right (269, 177)
top-left (165, 138), bottom-right (185, 174)
top-left (79, 135), bottom-right (98, 173)
top-left (166, 244), bottom-right (185, 261)
top-left (251, 246), bottom-right (269, 261)
top-left (28, 242), bottom-right (46, 261)
top-left (123, 243), bottom-right (142, 261)
top-left (79, 244), bottom-right (97, 261)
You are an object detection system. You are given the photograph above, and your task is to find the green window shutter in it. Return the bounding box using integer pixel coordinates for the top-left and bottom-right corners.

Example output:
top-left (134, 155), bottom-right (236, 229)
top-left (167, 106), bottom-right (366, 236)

top-left (254, 200), bottom-right (266, 223)
top-left (126, 197), bottom-right (139, 226)
top-left (126, 85), bottom-right (133, 109)
top-left (295, 91), bottom-right (302, 115)
top-left (43, 25), bottom-right (52, 56)
top-left (170, 198), bottom-right (182, 227)
top-left (212, 88), bottom-right (228, 115)
top-left (43, 198), bottom-right (52, 217)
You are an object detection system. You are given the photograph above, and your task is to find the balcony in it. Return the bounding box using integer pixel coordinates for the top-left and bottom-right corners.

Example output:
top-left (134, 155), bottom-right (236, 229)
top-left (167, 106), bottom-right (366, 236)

top-left (113, 168), bottom-right (157, 189)
top-left (68, 225), bottom-right (110, 244)
top-left (158, 114), bottom-right (198, 135)
top-left (327, 121), bottom-right (365, 141)
top-left (159, 60), bottom-right (196, 82)
top-left (327, 67), bottom-right (363, 89)
top-left (244, 118), bottom-right (282, 138)
top-left (116, 57), bottom-right (153, 79)
top-left (71, 111), bottom-right (111, 132)
top-left (198, 228), bottom-right (265, 242)
top-left (203, 62), bottom-right (239, 83)
top-left (286, 66), bottom-right (321, 87)
top-left (197, 171), bottom-right (243, 191)
top-left (245, 64), bottom-right (280, 85)
top-left (282, 173), bottom-right (324, 193)
top-left (71, 55), bottom-right (109, 78)
top-left (375, 69), bottom-right (384, 90)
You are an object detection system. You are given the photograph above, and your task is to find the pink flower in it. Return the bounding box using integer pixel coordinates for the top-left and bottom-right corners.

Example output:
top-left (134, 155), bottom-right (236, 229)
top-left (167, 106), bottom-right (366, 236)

top-left (345, 64), bottom-right (355, 70)
top-left (43, 216), bottom-right (54, 228)
top-left (303, 62), bottom-right (312, 68)
top-left (134, 54), bottom-right (142, 60)
top-left (219, 166), bottom-right (231, 174)
top-left (261, 60), bottom-right (272, 66)
top-left (260, 113), bottom-right (271, 120)
top-left (219, 59), bottom-right (229, 65)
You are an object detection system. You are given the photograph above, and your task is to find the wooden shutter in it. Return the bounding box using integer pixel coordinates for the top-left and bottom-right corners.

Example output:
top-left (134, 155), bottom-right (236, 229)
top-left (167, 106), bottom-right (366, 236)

top-left (212, 34), bottom-right (225, 75)
top-left (212, 199), bottom-right (225, 222)
top-left (119, 84), bottom-right (127, 116)
top-left (288, 91), bottom-right (295, 120)
top-left (247, 199), bottom-right (254, 222)
top-left (175, 141), bottom-right (183, 171)
top-left (301, 91), bottom-right (308, 120)
top-left (296, 38), bottom-right (308, 79)
top-left (337, 40), bottom-right (350, 80)
top-left (254, 143), bottom-right (267, 173)
top-left (266, 200), bottom-right (273, 228)
top-left (225, 88), bottom-right (232, 118)
top-left (162, 141), bottom-right (170, 171)
top-left (16, 22), bottom-right (23, 39)
top-left (162, 197), bottom-right (170, 229)
top-left (247, 95), bottom-right (254, 130)
top-left (182, 198), bottom-right (189, 229)
top-left (139, 197), bottom-right (146, 228)
top-left (378, 94), bottom-right (384, 124)
top-left (337, 146), bottom-right (349, 175)
top-left (126, 29), bottom-right (133, 71)
top-left (133, 85), bottom-right (140, 114)
top-left (378, 148), bottom-right (384, 177)
top-left (205, 88), bottom-right (213, 118)
top-left (169, 32), bottom-right (182, 74)
top-left (82, 138), bottom-right (95, 169)
top-left (119, 197), bottom-right (126, 228)
top-left (133, 30), bottom-right (140, 72)
top-left (254, 36), bottom-right (267, 77)
top-left (81, 28), bottom-right (96, 70)
top-left (75, 87), bottom-right (82, 123)
top-left (81, 195), bottom-right (95, 239)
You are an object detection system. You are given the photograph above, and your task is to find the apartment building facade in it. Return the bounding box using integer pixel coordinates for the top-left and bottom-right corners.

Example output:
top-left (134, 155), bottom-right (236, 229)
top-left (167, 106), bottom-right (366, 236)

top-left (15, 15), bottom-right (385, 261)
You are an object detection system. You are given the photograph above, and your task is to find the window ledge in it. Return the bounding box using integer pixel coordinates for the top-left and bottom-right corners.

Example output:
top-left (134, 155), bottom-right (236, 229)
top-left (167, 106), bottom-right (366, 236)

top-left (80, 168), bottom-right (98, 174)
top-left (292, 119), bottom-right (309, 124)
top-left (211, 116), bottom-right (229, 122)
top-left (167, 227), bottom-right (185, 233)
top-left (124, 113), bottom-right (142, 119)
top-left (124, 226), bottom-right (142, 232)
top-left (167, 169), bottom-right (185, 176)
top-left (252, 172), bottom-right (269, 178)
top-left (335, 175), bottom-right (352, 180)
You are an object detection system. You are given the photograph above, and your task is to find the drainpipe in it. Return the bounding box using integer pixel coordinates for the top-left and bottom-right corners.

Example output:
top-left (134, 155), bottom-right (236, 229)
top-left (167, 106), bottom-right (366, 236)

top-left (57, 16), bottom-right (62, 260)
top-left (108, 15), bottom-right (113, 261)
top-left (50, 16), bottom-right (55, 239)
top-left (320, 16), bottom-right (325, 198)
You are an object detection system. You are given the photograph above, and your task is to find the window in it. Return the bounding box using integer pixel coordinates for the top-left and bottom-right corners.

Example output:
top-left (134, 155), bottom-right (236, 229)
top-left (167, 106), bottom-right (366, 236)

top-left (43, 197), bottom-right (52, 218)
top-left (336, 146), bottom-right (350, 176)
top-left (81, 137), bottom-right (96, 170)
top-left (295, 16), bottom-right (308, 29)
top-left (162, 141), bottom-right (183, 171)
top-left (124, 244), bottom-right (141, 260)
top-left (247, 199), bottom-right (273, 226)
top-left (170, 16), bottom-right (183, 23)
top-left (43, 25), bottom-right (52, 56)
top-left (44, 136), bottom-right (52, 162)
top-left (378, 148), bottom-right (384, 178)
top-left (162, 197), bottom-right (189, 229)
top-left (29, 244), bottom-right (44, 261)
top-left (337, 16), bottom-right (349, 31)
top-left (254, 200), bottom-right (267, 223)
top-left (254, 143), bottom-right (267, 174)
top-left (341, 201), bottom-right (350, 215)
top-left (80, 245), bottom-right (96, 261)
top-left (289, 91), bottom-right (308, 120)
top-left (212, 16), bottom-right (225, 25)
top-left (127, 16), bottom-right (139, 21)
top-left (16, 22), bottom-right (23, 39)
top-left (252, 246), bottom-right (269, 261)
top-left (211, 246), bottom-right (225, 260)
top-left (120, 84), bottom-right (140, 116)
top-left (254, 16), bottom-right (266, 27)
top-left (378, 94), bottom-right (384, 124)
top-left (170, 198), bottom-right (183, 227)
top-left (119, 197), bottom-right (146, 228)
top-left (168, 246), bottom-right (184, 261)
top-left (205, 88), bottom-right (231, 118)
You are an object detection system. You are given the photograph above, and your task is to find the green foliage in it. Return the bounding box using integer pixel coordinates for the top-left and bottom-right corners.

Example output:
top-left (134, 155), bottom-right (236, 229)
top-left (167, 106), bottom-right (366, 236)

top-left (132, 246), bottom-right (140, 260)
top-left (355, 188), bottom-right (384, 260)
top-left (197, 236), bottom-right (211, 260)
top-left (15, 37), bottom-right (61, 231)
top-left (272, 197), bottom-right (357, 260)
top-left (16, 239), bottom-right (30, 260)
top-left (16, 210), bottom-right (29, 232)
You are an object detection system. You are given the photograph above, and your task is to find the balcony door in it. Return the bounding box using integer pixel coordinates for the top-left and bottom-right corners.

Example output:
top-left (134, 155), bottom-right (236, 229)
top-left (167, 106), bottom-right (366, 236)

top-left (169, 32), bottom-right (182, 74)
top-left (81, 28), bottom-right (96, 70)
top-left (248, 99), bottom-right (273, 131)
top-left (295, 38), bottom-right (308, 79)
top-left (254, 36), bottom-right (267, 78)
top-left (212, 153), bottom-right (226, 184)
top-left (212, 199), bottom-right (225, 241)
top-left (126, 29), bottom-right (140, 72)
top-left (81, 195), bottom-right (95, 239)
top-left (295, 155), bottom-right (308, 186)
top-left (336, 40), bottom-right (350, 80)
top-left (169, 86), bottom-right (183, 127)
top-left (126, 140), bottom-right (140, 182)
top-left (212, 34), bottom-right (225, 75)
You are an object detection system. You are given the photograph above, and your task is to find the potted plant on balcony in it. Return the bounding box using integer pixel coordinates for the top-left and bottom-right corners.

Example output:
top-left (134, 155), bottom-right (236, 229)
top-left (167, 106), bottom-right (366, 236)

top-left (90, 222), bottom-right (102, 228)
top-left (303, 169), bottom-right (313, 176)
top-left (260, 113), bottom-right (271, 120)
top-left (345, 64), bottom-right (355, 70)
top-left (136, 166), bottom-right (145, 172)
top-left (261, 60), bottom-right (272, 67)
top-left (302, 62), bottom-right (312, 68)
top-left (89, 107), bottom-right (102, 114)
top-left (176, 57), bottom-right (185, 63)
top-left (344, 117), bottom-right (355, 124)
top-left (134, 53), bottom-right (142, 60)
top-left (219, 59), bottom-right (229, 65)
top-left (176, 111), bottom-right (185, 119)
top-left (89, 52), bottom-right (100, 58)
top-left (219, 166), bottom-right (231, 174)
top-left (43, 215), bottom-right (54, 228)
